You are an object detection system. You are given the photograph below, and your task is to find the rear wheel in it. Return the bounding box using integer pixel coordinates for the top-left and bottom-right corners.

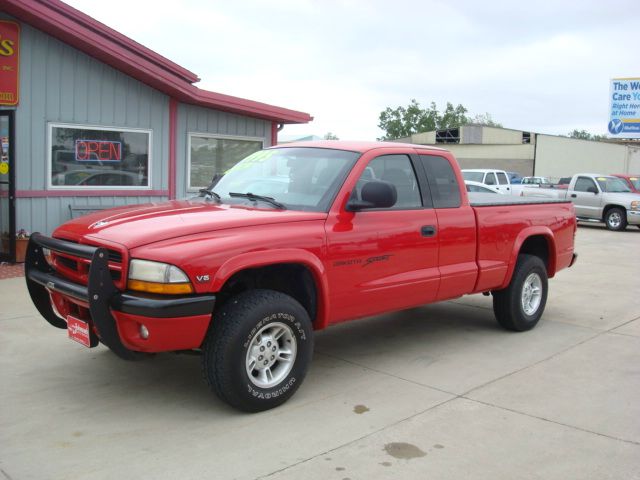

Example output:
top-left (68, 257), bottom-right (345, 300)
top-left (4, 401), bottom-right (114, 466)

top-left (604, 207), bottom-right (627, 231)
top-left (202, 289), bottom-right (313, 412)
top-left (493, 254), bottom-right (548, 331)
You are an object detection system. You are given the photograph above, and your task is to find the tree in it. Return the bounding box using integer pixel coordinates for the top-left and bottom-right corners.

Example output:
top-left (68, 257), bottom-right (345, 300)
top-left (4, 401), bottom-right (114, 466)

top-left (567, 129), bottom-right (606, 141)
top-left (469, 113), bottom-right (502, 128)
top-left (377, 99), bottom-right (471, 140)
top-left (324, 132), bottom-right (339, 140)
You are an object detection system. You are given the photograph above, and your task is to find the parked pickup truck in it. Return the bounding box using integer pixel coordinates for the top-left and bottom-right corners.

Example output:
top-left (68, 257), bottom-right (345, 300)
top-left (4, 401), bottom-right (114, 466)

top-left (461, 168), bottom-right (533, 196)
top-left (521, 173), bottom-right (640, 231)
top-left (26, 141), bottom-right (577, 412)
top-left (461, 168), bottom-right (513, 194)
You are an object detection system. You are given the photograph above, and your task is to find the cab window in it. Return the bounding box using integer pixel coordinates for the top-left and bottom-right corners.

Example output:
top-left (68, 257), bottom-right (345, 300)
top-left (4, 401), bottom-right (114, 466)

top-left (574, 177), bottom-right (597, 192)
top-left (352, 155), bottom-right (422, 209)
top-left (485, 173), bottom-right (497, 185)
top-left (419, 155), bottom-right (461, 208)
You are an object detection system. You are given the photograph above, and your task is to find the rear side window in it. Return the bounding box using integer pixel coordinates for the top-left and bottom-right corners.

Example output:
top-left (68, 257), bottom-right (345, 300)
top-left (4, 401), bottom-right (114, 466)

top-left (419, 155), bottom-right (461, 208)
top-left (485, 173), bottom-right (497, 185)
top-left (574, 177), bottom-right (597, 192)
top-left (497, 172), bottom-right (508, 185)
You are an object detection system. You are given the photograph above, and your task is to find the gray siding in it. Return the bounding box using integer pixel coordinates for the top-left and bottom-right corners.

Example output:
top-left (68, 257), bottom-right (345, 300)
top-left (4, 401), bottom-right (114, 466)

top-left (9, 20), bottom-right (170, 234)
top-left (17, 196), bottom-right (162, 237)
top-left (462, 125), bottom-right (482, 144)
top-left (175, 103), bottom-right (271, 198)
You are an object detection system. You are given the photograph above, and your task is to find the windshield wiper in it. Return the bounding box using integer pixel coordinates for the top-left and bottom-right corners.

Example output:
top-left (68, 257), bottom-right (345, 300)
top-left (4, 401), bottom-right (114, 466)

top-left (229, 192), bottom-right (286, 209)
top-left (199, 188), bottom-right (221, 202)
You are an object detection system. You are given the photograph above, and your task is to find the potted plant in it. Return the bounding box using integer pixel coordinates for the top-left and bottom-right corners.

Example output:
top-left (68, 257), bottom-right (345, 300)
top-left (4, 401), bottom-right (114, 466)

top-left (15, 229), bottom-right (30, 263)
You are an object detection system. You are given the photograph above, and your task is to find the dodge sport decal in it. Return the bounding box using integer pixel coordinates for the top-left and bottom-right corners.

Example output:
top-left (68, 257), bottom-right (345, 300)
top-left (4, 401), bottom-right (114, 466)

top-left (333, 254), bottom-right (393, 268)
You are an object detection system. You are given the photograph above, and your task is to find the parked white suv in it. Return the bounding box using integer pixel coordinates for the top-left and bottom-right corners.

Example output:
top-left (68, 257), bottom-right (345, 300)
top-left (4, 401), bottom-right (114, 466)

top-left (461, 169), bottom-right (512, 194)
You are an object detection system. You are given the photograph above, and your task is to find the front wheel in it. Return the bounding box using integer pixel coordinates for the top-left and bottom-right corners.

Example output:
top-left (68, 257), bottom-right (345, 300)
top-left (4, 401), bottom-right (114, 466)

top-left (493, 254), bottom-right (548, 331)
top-left (202, 289), bottom-right (313, 412)
top-left (604, 207), bottom-right (627, 231)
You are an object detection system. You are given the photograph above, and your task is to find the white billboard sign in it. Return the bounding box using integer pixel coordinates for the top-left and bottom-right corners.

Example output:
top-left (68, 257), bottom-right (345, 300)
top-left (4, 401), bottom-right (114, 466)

top-left (609, 77), bottom-right (640, 139)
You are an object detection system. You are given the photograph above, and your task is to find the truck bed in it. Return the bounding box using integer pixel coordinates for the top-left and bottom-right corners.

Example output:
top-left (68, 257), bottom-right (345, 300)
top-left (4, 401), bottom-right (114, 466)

top-left (469, 196), bottom-right (577, 293)
top-left (469, 192), bottom-right (571, 207)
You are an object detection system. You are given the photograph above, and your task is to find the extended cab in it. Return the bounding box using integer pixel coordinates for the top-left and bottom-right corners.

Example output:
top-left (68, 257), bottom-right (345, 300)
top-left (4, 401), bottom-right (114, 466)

top-left (521, 173), bottom-right (640, 231)
top-left (26, 142), bottom-right (577, 412)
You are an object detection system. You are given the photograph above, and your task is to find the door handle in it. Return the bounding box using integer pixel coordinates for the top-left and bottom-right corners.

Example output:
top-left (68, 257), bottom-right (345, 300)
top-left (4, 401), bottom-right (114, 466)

top-left (421, 225), bottom-right (436, 237)
top-left (571, 194), bottom-right (577, 198)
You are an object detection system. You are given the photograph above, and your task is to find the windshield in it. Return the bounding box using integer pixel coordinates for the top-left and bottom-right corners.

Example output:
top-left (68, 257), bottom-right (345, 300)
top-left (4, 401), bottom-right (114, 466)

top-left (199, 147), bottom-right (359, 212)
top-left (595, 177), bottom-right (632, 193)
top-left (462, 171), bottom-right (484, 182)
top-left (628, 177), bottom-right (639, 190)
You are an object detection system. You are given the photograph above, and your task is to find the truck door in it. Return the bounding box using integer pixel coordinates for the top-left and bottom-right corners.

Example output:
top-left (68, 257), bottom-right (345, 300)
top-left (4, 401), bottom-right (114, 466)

top-left (417, 154), bottom-right (477, 300)
top-left (324, 152), bottom-right (440, 323)
top-left (496, 171), bottom-right (511, 194)
top-left (485, 172), bottom-right (498, 190)
top-left (571, 176), bottom-right (602, 218)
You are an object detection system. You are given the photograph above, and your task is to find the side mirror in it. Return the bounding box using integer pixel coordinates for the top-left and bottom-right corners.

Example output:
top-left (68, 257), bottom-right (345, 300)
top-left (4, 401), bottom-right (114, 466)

top-left (346, 181), bottom-right (397, 211)
top-left (587, 186), bottom-right (598, 194)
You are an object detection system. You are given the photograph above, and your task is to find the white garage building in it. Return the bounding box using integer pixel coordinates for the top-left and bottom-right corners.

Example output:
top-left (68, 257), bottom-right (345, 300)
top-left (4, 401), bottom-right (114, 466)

top-left (398, 125), bottom-right (640, 179)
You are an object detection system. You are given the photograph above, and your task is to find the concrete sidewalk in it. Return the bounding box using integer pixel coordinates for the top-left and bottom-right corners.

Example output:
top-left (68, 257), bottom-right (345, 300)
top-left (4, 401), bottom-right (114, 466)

top-left (1, 225), bottom-right (639, 480)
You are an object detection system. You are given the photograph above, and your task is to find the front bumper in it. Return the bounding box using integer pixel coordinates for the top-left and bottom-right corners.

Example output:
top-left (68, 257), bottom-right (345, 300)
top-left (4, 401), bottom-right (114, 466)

top-left (25, 233), bottom-right (215, 359)
top-left (628, 209), bottom-right (640, 225)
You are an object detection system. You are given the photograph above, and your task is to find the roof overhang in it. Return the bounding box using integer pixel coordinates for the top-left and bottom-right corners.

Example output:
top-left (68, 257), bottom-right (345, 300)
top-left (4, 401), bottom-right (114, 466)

top-left (1, 0), bottom-right (312, 124)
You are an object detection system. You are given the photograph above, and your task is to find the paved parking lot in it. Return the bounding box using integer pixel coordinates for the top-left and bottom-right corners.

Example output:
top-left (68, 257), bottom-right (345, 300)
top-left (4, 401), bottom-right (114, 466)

top-left (1, 224), bottom-right (639, 480)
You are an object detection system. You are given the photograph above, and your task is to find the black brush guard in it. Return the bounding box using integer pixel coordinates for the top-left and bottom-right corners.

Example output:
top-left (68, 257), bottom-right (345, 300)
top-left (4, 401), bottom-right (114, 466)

top-left (25, 233), bottom-right (215, 360)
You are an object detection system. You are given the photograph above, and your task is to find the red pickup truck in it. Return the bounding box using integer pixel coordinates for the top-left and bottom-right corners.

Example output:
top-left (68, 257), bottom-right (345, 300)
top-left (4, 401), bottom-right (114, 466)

top-left (26, 141), bottom-right (577, 412)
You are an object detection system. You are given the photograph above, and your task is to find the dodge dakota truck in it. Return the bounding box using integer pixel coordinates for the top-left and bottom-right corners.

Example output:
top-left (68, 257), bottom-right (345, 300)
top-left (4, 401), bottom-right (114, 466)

top-left (26, 141), bottom-right (577, 412)
top-left (521, 173), bottom-right (640, 231)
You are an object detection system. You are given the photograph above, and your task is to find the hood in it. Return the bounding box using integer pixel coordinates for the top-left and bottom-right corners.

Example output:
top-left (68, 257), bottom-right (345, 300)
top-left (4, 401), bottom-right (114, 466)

top-left (53, 200), bottom-right (327, 249)
top-left (602, 191), bottom-right (640, 206)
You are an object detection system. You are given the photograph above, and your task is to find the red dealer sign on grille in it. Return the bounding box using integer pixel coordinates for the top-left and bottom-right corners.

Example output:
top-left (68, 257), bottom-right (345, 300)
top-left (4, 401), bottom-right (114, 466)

top-left (0, 21), bottom-right (20, 106)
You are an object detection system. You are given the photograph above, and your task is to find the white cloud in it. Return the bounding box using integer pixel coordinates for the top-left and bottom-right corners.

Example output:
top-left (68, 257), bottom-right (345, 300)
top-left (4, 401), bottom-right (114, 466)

top-left (66, 0), bottom-right (639, 140)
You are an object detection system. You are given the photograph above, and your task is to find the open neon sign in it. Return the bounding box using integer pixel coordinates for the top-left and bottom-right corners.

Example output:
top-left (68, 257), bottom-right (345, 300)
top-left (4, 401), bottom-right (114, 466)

top-left (75, 139), bottom-right (122, 162)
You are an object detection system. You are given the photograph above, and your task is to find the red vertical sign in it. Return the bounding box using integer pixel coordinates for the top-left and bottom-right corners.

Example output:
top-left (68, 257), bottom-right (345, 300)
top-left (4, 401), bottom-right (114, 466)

top-left (0, 21), bottom-right (20, 106)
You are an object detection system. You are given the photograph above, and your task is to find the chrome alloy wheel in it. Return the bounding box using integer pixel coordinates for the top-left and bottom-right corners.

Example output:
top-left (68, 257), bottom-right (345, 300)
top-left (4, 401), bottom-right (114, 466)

top-left (607, 211), bottom-right (622, 229)
top-left (521, 273), bottom-right (543, 316)
top-left (245, 322), bottom-right (297, 388)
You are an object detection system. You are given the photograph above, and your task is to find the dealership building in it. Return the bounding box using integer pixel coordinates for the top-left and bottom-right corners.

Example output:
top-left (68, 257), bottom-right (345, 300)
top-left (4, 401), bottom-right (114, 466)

top-left (0, 0), bottom-right (311, 262)
top-left (398, 124), bottom-right (640, 179)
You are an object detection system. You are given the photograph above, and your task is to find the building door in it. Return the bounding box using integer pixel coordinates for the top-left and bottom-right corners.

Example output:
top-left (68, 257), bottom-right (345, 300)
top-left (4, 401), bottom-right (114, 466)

top-left (0, 110), bottom-right (16, 262)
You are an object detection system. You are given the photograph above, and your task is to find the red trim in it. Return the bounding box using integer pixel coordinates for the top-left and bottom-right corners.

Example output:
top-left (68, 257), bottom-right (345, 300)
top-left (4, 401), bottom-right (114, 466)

top-left (169, 98), bottom-right (178, 200)
top-left (2, 0), bottom-right (313, 125)
top-left (271, 122), bottom-right (278, 146)
top-left (16, 190), bottom-right (169, 198)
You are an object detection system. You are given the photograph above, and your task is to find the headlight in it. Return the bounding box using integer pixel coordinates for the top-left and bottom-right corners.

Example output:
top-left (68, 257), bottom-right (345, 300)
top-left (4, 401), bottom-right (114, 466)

top-left (631, 201), bottom-right (640, 211)
top-left (128, 259), bottom-right (193, 294)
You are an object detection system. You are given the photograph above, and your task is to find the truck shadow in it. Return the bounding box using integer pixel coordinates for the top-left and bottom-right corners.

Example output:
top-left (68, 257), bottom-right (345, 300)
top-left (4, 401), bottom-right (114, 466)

top-left (578, 223), bottom-right (640, 233)
top-left (59, 299), bottom-right (513, 413)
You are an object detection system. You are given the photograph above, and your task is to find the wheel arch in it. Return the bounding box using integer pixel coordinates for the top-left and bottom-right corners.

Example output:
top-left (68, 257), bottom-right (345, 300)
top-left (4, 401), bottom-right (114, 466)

top-left (602, 204), bottom-right (626, 221)
top-left (211, 249), bottom-right (330, 330)
top-left (499, 227), bottom-right (556, 290)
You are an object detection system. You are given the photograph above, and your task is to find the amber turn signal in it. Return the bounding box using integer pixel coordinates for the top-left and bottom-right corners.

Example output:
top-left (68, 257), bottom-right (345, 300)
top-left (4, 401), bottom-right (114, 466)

top-left (127, 279), bottom-right (193, 295)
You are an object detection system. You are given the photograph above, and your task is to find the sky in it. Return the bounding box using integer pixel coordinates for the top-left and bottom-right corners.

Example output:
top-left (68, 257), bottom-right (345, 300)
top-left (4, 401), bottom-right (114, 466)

top-left (66, 0), bottom-right (639, 141)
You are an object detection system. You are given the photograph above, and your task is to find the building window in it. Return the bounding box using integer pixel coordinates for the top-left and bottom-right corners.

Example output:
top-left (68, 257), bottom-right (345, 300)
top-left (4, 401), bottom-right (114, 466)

top-left (49, 123), bottom-right (151, 188)
top-left (188, 134), bottom-right (263, 190)
top-left (435, 128), bottom-right (460, 144)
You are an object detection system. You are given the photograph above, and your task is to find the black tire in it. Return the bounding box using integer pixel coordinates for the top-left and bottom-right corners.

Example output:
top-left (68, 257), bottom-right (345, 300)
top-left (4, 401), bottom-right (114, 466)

top-left (202, 289), bottom-right (313, 412)
top-left (493, 254), bottom-right (548, 332)
top-left (604, 207), bottom-right (627, 231)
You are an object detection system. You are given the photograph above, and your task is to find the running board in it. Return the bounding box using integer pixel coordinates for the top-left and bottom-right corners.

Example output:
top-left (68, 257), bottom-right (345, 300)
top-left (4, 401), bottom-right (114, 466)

top-left (576, 217), bottom-right (602, 223)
